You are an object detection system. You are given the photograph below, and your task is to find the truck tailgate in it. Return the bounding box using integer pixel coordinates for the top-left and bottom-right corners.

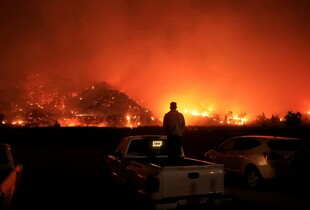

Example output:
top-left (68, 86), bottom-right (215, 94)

top-left (161, 164), bottom-right (224, 198)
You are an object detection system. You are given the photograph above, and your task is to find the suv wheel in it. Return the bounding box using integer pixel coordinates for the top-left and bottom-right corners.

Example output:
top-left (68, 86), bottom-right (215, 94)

top-left (245, 167), bottom-right (264, 189)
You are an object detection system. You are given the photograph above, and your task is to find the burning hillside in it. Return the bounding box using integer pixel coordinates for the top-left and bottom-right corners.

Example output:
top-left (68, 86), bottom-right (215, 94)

top-left (0, 74), bottom-right (252, 128)
top-left (65, 82), bottom-right (160, 127)
top-left (0, 74), bottom-right (160, 127)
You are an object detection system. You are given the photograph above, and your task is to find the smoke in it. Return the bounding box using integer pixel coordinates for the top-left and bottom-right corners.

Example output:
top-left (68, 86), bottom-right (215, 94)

top-left (1, 0), bottom-right (310, 121)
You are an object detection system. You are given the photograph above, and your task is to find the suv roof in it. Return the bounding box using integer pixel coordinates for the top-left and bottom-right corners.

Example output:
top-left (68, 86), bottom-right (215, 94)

top-left (234, 135), bottom-right (300, 141)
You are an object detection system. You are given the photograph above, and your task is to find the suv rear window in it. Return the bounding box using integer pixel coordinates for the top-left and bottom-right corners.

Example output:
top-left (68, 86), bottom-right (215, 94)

top-left (268, 140), bottom-right (306, 151)
top-left (235, 138), bottom-right (261, 150)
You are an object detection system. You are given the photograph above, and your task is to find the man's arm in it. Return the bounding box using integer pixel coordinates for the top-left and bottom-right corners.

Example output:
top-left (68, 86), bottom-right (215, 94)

top-left (180, 113), bottom-right (186, 133)
top-left (163, 114), bottom-right (169, 132)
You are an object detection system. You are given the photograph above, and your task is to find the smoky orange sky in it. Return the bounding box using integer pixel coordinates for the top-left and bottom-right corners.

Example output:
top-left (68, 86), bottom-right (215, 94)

top-left (1, 0), bottom-right (310, 123)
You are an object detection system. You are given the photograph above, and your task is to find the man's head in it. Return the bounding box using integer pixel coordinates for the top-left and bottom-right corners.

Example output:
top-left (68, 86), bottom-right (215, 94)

top-left (170, 102), bottom-right (177, 110)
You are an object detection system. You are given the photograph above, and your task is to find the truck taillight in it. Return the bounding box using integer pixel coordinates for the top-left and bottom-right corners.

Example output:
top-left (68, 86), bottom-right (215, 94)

top-left (146, 177), bottom-right (159, 193)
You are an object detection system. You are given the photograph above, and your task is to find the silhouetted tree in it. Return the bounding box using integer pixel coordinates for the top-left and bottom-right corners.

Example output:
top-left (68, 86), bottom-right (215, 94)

top-left (270, 114), bottom-right (281, 127)
top-left (54, 120), bottom-right (61, 127)
top-left (256, 112), bottom-right (267, 126)
top-left (284, 111), bottom-right (302, 127)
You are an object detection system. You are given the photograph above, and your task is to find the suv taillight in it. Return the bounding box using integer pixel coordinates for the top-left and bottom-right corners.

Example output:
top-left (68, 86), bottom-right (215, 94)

top-left (263, 152), bottom-right (284, 160)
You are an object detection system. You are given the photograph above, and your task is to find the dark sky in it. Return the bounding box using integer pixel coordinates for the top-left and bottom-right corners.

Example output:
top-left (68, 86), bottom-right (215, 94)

top-left (1, 0), bottom-right (310, 121)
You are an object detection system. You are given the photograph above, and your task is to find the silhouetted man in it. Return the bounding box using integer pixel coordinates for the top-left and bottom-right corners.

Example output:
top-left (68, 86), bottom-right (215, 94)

top-left (163, 102), bottom-right (186, 158)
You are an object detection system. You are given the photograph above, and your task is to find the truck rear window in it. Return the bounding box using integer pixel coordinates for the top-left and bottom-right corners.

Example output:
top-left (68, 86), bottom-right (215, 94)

top-left (127, 139), bottom-right (168, 157)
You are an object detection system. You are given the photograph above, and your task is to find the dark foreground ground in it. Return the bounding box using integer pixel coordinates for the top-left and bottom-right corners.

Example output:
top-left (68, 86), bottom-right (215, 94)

top-left (1, 126), bottom-right (310, 210)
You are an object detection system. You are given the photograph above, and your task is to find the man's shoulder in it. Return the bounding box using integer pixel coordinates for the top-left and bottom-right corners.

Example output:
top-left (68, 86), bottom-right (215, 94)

top-left (165, 110), bottom-right (174, 115)
top-left (163, 112), bottom-right (171, 119)
top-left (178, 112), bottom-right (185, 120)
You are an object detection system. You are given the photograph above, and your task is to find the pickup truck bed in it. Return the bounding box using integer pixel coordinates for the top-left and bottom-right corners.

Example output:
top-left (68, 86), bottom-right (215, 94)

top-left (105, 135), bottom-right (231, 210)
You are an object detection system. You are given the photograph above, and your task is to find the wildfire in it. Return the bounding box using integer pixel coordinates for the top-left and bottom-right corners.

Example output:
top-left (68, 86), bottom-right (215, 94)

top-left (182, 108), bottom-right (247, 126)
top-left (0, 74), bottom-right (251, 128)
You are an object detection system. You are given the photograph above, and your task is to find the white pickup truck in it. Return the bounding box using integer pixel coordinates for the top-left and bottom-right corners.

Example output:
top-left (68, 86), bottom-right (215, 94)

top-left (104, 135), bottom-right (231, 210)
